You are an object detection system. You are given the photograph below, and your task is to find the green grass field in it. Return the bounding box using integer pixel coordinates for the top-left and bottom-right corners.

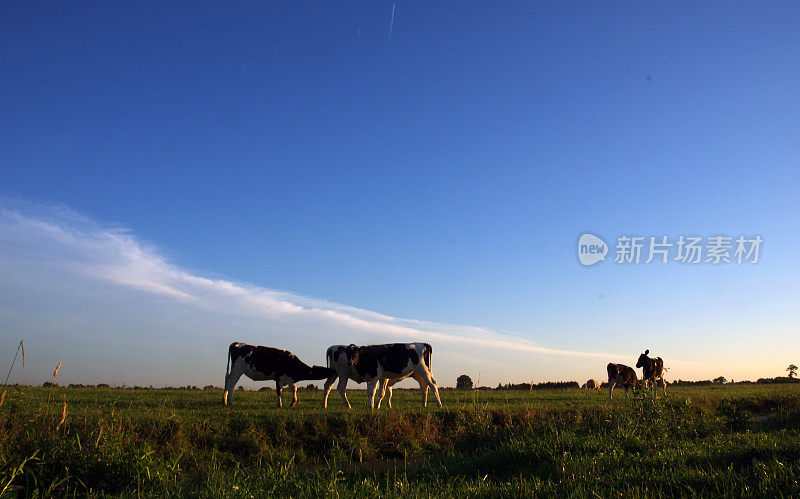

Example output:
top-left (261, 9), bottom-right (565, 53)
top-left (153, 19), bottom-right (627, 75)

top-left (1, 384), bottom-right (799, 497)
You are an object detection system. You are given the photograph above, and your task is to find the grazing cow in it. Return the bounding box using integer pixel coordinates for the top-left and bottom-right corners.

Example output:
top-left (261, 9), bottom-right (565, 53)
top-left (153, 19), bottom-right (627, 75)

top-left (607, 363), bottom-right (638, 399)
top-left (224, 342), bottom-right (334, 408)
top-left (582, 379), bottom-right (600, 391)
top-left (636, 349), bottom-right (667, 395)
top-left (322, 342), bottom-right (443, 409)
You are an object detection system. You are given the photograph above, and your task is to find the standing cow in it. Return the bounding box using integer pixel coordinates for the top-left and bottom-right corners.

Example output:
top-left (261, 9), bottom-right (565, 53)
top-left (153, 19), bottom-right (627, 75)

top-left (322, 342), bottom-right (443, 409)
top-left (224, 342), bottom-right (333, 408)
top-left (636, 349), bottom-right (667, 396)
top-left (607, 363), bottom-right (638, 399)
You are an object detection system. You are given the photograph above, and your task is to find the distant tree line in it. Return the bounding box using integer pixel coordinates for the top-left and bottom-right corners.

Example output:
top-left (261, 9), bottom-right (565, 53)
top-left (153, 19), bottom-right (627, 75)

top-left (38, 383), bottom-right (220, 390)
top-left (453, 375), bottom-right (579, 391)
top-left (669, 377), bottom-right (800, 387)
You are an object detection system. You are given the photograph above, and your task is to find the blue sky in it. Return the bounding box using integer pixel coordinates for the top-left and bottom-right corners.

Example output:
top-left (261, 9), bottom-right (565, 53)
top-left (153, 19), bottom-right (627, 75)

top-left (1, 2), bottom-right (798, 387)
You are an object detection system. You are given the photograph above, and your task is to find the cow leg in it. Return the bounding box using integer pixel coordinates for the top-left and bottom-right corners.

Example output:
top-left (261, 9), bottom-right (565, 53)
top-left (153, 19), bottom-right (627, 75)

top-left (223, 364), bottom-right (243, 407)
top-left (429, 382), bottom-right (442, 408)
top-left (382, 378), bottom-right (403, 408)
top-left (410, 372), bottom-right (429, 407)
top-left (380, 379), bottom-right (396, 408)
top-left (419, 377), bottom-right (430, 407)
top-left (413, 369), bottom-right (442, 408)
top-left (367, 380), bottom-right (380, 409)
top-left (322, 374), bottom-right (337, 409)
top-left (290, 383), bottom-right (298, 407)
top-left (608, 380), bottom-right (615, 399)
top-left (376, 379), bottom-right (389, 409)
top-left (224, 373), bottom-right (232, 406)
top-left (336, 377), bottom-right (352, 409)
top-left (656, 378), bottom-right (667, 397)
top-left (275, 380), bottom-right (283, 408)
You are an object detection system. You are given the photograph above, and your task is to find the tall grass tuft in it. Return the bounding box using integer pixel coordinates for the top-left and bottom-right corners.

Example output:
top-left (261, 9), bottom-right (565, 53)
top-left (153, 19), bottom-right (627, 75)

top-left (52, 361), bottom-right (62, 383)
top-left (55, 394), bottom-right (67, 431)
top-left (471, 371), bottom-right (482, 408)
top-left (3, 339), bottom-right (24, 385)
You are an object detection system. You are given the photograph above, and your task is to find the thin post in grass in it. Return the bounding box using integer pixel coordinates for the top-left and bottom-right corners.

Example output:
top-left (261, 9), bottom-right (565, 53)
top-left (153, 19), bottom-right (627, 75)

top-left (3, 340), bottom-right (24, 386)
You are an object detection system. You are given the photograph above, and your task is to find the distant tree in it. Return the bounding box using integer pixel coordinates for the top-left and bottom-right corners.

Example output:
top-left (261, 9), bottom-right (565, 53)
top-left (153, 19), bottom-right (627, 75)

top-left (456, 375), bottom-right (474, 390)
top-left (713, 376), bottom-right (727, 384)
top-left (788, 364), bottom-right (798, 379)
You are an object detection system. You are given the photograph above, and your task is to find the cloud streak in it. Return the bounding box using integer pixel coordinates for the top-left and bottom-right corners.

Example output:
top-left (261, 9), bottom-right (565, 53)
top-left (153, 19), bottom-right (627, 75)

top-left (0, 199), bottom-right (615, 355)
top-left (0, 198), bottom-right (672, 386)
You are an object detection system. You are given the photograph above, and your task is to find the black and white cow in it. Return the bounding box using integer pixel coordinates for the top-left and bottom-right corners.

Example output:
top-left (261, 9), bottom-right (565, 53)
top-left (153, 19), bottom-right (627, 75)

top-left (636, 349), bottom-right (667, 395)
top-left (224, 342), bottom-right (334, 408)
top-left (607, 363), bottom-right (638, 399)
top-left (322, 343), bottom-right (443, 409)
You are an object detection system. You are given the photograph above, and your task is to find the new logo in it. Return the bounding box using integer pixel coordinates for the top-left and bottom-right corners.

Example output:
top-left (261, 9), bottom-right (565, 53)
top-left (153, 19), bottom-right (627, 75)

top-left (578, 233), bottom-right (607, 266)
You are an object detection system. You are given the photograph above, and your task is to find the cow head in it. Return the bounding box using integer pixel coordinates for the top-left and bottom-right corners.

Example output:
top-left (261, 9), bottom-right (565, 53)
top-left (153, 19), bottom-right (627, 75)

top-left (636, 349), bottom-right (650, 368)
top-left (346, 344), bottom-right (360, 367)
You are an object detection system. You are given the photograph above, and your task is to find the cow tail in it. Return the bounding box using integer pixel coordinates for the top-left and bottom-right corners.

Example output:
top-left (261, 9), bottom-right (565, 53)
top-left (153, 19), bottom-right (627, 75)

top-left (326, 348), bottom-right (333, 369)
top-left (226, 343), bottom-right (233, 378)
top-left (424, 343), bottom-right (432, 371)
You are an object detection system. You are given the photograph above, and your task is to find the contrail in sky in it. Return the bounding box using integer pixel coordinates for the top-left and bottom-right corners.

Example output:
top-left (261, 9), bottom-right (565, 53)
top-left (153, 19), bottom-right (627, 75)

top-left (388, 3), bottom-right (396, 41)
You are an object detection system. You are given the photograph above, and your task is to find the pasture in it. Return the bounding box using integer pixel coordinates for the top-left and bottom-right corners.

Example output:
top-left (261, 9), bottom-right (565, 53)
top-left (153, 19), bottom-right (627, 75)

top-left (1, 384), bottom-right (799, 497)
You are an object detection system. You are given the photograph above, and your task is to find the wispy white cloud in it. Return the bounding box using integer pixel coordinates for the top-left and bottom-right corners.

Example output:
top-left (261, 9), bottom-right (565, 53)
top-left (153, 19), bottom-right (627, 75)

top-left (0, 198), bottom-right (690, 386)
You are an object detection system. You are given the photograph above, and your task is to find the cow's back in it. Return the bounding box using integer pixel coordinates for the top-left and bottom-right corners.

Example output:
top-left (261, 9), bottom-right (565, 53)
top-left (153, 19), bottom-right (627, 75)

top-left (352, 343), bottom-right (429, 380)
top-left (352, 344), bottom-right (396, 379)
top-left (608, 363), bottom-right (636, 386)
top-left (231, 344), bottom-right (299, 379)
